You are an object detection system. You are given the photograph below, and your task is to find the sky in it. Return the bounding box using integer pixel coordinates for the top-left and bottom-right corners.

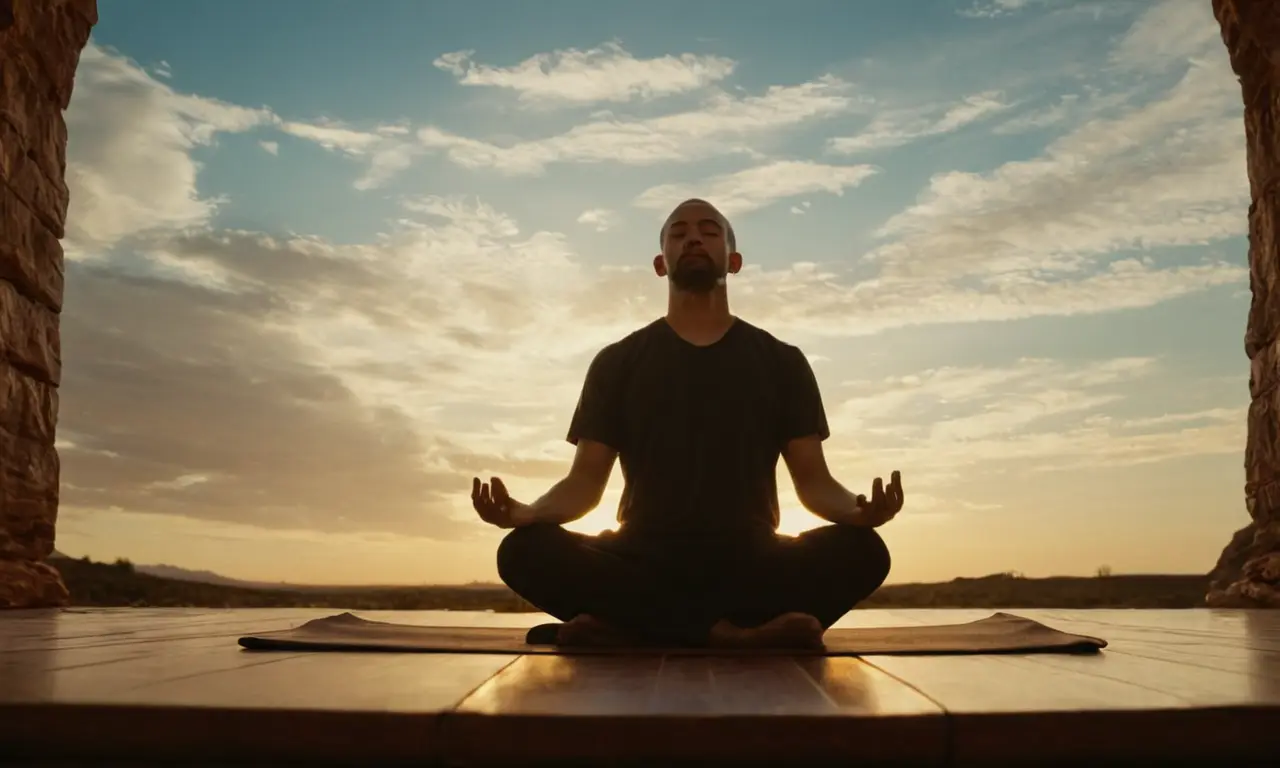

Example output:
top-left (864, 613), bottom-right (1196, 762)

top-left (52, 0), bottom-right (1254, 586)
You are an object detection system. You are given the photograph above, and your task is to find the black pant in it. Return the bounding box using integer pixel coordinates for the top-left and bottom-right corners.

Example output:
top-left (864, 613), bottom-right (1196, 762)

top-left (496, 522), bottom-right (891, 647)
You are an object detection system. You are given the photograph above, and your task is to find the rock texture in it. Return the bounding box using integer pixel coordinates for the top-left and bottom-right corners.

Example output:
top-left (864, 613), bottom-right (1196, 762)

top-left (1208, 0), bottom-right (1280, 608)
top-left (0, 0), bottom-right (96, 609)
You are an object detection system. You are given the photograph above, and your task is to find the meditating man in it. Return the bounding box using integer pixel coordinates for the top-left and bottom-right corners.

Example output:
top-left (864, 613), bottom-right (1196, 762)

top-left (471, 198), bottom-right (904, 649)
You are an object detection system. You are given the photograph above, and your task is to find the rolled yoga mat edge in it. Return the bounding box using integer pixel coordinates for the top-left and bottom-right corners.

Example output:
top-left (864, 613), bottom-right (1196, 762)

top-left (237, 611), bottom-right (1107, 656)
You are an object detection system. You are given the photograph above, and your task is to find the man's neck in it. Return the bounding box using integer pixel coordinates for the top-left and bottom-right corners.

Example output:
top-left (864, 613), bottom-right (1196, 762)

top-left (665, 288), bottom-right (735, 345)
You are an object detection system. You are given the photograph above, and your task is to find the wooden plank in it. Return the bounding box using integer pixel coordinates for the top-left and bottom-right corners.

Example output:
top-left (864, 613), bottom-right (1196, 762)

top-left (1, 614), bottom-right (318, 651)
top-left (860, 609), bottom-right (1280, 765)
top-left (0, 645), bottom-right (517, 763)
top-left (442, 654), bottom-right (947, 764)
top-left (0, 616), bottom-right (309, 697)
top-left (1011, 611), bottom-right (1280, 681)
top-left (6, 607), bottom-right (1279, 765)
top-left (1031, 608), bottom-right (1280, 651)
top-left (0, 608), bottom-right (328, 650)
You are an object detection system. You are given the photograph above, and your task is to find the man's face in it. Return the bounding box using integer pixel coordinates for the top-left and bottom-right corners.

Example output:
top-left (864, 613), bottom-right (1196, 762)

top-left (657, 202), bottom-right (738, 293)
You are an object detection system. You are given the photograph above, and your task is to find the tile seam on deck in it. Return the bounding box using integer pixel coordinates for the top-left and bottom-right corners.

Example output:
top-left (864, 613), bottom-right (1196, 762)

top-left (1102, 644), bottom-right (1280, 683)
top-left (855, 655), bottom-right (957, 767)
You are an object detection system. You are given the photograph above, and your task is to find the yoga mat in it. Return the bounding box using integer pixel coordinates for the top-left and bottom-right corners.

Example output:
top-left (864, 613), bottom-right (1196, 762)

top-left (238, 611), bottom-right (1106, 656)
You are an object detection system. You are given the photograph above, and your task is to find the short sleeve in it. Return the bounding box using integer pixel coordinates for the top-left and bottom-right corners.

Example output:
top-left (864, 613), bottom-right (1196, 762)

top-left (779, 345), bottom-right (830, 443)
top-left (566, 345), bottom-right (626, 451)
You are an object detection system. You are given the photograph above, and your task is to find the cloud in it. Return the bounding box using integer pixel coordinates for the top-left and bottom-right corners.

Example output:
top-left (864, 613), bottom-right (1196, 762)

top-left (826, 357), bottom-right (1245, 483)
top-left (957, 0), bottom-right (1052, 19)
top-left (828, 91), bottom-right (1011, 154)
top-left (64, 44), bottom-right (274, 255)
top-left (416, 75), bottom-right (859, 175)
top-left (80, 44), bottom-right (852, 191)
top-left (862, 1), bottom-right (1246, 297)
top-left (1108, 0), bottom-right (1223, 72)
top-left (55, 9), bottom-right (1251, 559)
top-left (277, 120), bottom-right (421, 190)
top-left (259, 140), bottom-right (279, 155)
top-left (634, 160), bottom-right (879, 217)
top-left (263, 71), bottom-right (856, 185)
top-left (433, 42), bottom-right (736, 104)
top-left (991, 93), bottom-right (1082, 134)
top-left (577, 208), bottom-right (621, 232)
top-left (57, 258), bottom-right (475, 540)
top-left (717, 258), bottom-right (1244, 340)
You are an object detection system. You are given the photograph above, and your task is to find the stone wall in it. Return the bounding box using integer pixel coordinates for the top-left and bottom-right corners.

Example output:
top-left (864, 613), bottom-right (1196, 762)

top-left (0, 0), bottom-right (96, 608)
top-left (1208, 0), bottom-right (1280, 608)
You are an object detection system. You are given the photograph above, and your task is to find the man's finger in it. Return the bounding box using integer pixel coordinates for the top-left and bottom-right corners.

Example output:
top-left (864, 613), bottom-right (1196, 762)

top-left (872, 477), bottom-right (885, 506)
top-left (491, 477), bottom-right (508, 502)
top-left (887, 470), bottom-right (903, 508)
top-left (471, 477), bottom-right (480, 500)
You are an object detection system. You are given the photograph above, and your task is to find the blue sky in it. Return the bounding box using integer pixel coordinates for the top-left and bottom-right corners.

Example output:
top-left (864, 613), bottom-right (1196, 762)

top-left (54, 0), bottom-right (1253, 585)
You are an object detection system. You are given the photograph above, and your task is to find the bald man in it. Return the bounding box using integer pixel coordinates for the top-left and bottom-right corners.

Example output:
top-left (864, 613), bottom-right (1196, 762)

top-left (471, 198), bottom-right (904, 649)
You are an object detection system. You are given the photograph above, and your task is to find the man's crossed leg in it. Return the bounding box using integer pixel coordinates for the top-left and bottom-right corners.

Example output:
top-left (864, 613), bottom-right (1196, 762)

top-left (497, 522), bottom-right (891, 649)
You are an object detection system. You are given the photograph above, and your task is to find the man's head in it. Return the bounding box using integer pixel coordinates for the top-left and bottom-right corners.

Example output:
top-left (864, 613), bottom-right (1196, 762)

top-left (654, 198), bottom-right (741, 293)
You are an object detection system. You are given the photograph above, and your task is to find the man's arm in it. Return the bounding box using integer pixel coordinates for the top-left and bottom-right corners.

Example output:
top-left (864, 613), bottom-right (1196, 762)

top-left (522, 343), bottom-right (625, 525)
top-left (774, 343), bottom-right (853, 521)
top-left (523, 439), bottom-right (618, 525)
top-left (782, 436), bottom-right (861, 525)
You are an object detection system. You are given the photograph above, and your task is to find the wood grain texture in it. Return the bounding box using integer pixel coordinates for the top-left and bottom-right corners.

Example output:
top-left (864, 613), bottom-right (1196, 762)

top-left (2, 608), bottom-right (1279, 765)
top-left (859, 609), bottom-right (1280, 764)
top-left (0, 608), bottom-right (518, 763)
top-left (444, 653), bottom-right (947, 763)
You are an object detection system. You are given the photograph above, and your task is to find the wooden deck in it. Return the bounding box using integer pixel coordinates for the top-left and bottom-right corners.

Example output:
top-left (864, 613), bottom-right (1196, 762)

top-left (0, 608), bottom-right (1277, 766)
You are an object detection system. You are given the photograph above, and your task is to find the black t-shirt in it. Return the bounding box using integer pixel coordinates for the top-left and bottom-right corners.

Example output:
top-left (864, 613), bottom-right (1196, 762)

top-left (566, 317), bottom-right (829, 541)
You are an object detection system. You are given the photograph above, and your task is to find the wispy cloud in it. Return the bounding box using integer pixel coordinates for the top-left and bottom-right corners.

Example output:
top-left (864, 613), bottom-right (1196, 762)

top-left (828, 91), bottom-right (1011, 154)
top-left (827, 356), bottom-right (1245, 483)
top-left (64, 44), bottom-right (274, 255)
top-left (57, 0), bottom-right (1250, 575)
top-left (277, 120), bottom-right (420, 190)
top-left (869, 55), bottom-right (1244, 281)
top-left (577, 208), bottom-right (622, 232)
top-left (634, 160), bottom-right (879, 216)
top-left (957, 0), bottom-right (1054, 19)
top-left (433, 42), bottom-right (736, 104)
top-left (415, 75), bottom-right (859, 175)
top-left (1108, 0), bottom-right (1224, 72)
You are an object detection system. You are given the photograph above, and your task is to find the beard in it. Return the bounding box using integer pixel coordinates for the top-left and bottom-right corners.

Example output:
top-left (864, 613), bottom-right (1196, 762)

top-left (669, 254), bottom-right (724, 293)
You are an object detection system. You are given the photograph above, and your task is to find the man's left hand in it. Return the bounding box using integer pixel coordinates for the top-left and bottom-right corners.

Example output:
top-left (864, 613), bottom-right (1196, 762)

top-left (847, 470), bottom-right (904, 528)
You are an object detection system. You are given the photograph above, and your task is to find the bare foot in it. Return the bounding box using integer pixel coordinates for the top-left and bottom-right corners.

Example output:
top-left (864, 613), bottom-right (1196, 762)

top-left (556, 614), bottom-right (632, 647)
top-left (708, 612), bottom-right (826, 650)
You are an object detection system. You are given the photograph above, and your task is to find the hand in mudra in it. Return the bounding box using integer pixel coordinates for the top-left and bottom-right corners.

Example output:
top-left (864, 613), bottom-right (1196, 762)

top-left (853, 470), bottom-right (904, 527)
top-left (471, 476), bottom-right (532, 529)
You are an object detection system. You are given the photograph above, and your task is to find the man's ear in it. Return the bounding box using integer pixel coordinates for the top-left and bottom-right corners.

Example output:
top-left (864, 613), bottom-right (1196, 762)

top-left (728, 251), bottom-right (743, 275)
top-left (653, 254), bottom-right (668, 277)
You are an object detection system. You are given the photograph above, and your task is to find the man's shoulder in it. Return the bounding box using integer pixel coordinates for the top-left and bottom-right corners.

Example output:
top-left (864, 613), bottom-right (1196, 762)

top-left (733, 318), bottom-right (806, 361)
top-left (590, 318), bottom-right (665, 366)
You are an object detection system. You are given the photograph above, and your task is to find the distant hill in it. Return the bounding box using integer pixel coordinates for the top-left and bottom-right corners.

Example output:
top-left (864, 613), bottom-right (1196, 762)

top-left (50, 551), bottom-right (477, 592)
top-left (47, 555), bottom-right (1213, 611)
top-left (131, 563), bottom-right (282, 590)
top-left (52, 556), bottom-right (532, 611)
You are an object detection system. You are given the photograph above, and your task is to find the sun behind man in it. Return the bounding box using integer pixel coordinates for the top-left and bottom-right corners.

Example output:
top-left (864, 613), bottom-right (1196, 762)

top-left (470, 198), bottom-right (904, 649)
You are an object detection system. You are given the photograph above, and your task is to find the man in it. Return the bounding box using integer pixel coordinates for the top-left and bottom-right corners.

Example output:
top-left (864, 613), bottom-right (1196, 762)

top-left (471, 198), bottom-right (904, 649)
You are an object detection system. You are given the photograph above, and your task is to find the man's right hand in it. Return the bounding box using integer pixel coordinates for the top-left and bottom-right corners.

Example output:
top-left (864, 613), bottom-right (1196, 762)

top-left (471, 476), bottom-right (534, 529)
